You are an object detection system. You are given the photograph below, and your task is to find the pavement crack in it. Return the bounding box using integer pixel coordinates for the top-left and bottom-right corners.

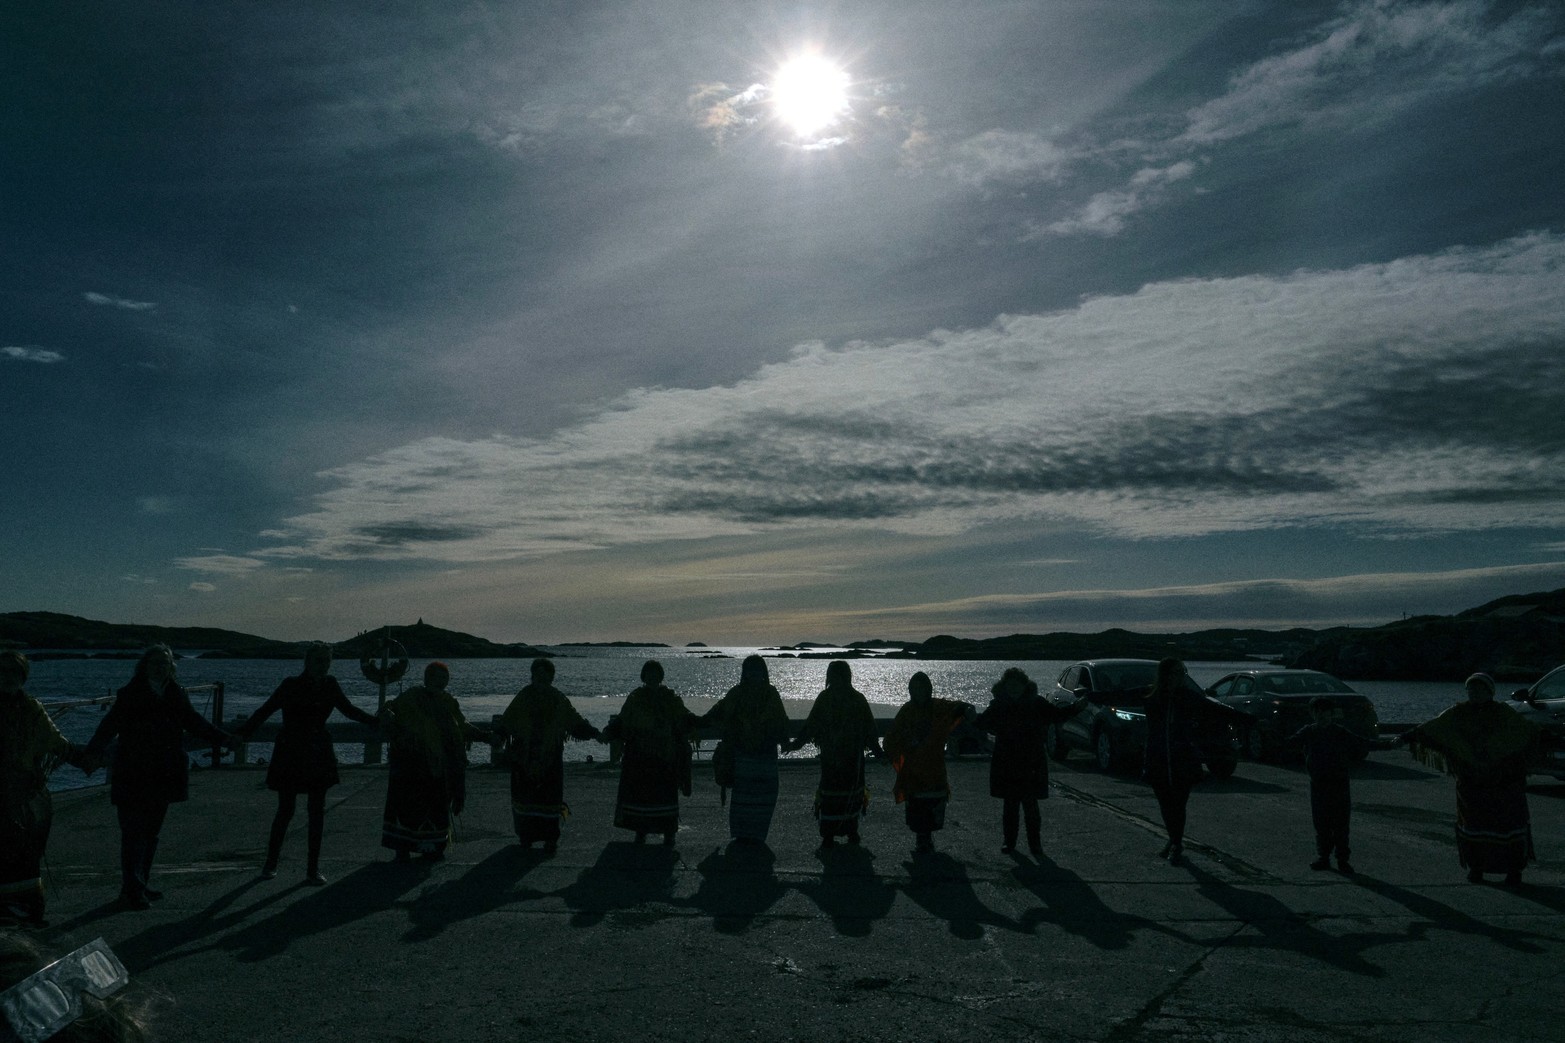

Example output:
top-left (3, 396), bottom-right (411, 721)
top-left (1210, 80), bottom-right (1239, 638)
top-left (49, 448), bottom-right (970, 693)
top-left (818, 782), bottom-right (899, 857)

top-left (1101, 920), bottom-right (1247, 1043)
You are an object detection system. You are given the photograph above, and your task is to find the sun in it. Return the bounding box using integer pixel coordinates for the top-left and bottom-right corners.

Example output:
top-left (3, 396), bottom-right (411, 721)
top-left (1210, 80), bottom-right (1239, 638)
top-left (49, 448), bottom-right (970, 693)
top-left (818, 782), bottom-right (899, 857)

top-left (770, 53), bottom-right (850, 138)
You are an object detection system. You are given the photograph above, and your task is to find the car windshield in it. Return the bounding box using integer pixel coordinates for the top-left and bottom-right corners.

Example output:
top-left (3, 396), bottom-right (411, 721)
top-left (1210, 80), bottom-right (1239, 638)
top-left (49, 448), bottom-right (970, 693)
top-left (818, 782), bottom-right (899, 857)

top-left (1534, 667), bottom-right (1565, 700)
top-left (1093, 664), bottom-right (1157, 691)
top-left (1257, 673), bottom-right (1353, 695)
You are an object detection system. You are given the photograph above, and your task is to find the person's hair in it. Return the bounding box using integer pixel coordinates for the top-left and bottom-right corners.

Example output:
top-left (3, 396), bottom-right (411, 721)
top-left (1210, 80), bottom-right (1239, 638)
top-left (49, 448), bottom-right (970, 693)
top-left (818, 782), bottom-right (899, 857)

top-left (1309, 696), bottom-right (1334, 714)
top-left (825, 660), bottom-right (851, 687)
top-left (530, 657), bottom-right (555, 682)
top-left (993, 666), bottom-right (1030, 696)
top-left (303, 641), bottom-right (333, 665)
top-left (424, 661), bottom-right (451, 686)
top-left (740, 654), bottom-right (769, 686)
top-left (132, 645), bottom-right (176, 683)
top-left (640, 660), bottom-right (664, 686)
top-left (0, 650), bottom-right (27, 683)
top-left (1151, 658), bottom-right (1187, 698)
top-left (0, 932), bottom-right (154, 1042)
top-left (908, 671), bottom-right (933, 700)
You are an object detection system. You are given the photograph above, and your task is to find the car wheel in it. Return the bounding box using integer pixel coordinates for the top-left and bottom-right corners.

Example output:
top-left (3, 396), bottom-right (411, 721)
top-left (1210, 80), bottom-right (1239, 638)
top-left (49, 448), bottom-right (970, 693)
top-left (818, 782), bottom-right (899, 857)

top-left (1206, 758), bottom-right (1236, 781)
top-left (1094, 729), bottom-right (1120, 773)
top-left (1244, 726), bottom-right (1270, 762)
top-left (1047, 723), bottom-right (1069, 763)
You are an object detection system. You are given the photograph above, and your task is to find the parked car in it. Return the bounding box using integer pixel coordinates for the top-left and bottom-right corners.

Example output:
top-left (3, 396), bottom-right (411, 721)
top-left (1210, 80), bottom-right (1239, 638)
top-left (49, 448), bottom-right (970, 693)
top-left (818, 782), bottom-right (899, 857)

top-left (1205, 668), bottom-right (1378, 763)
top-left (1509, 664), bottom-right (1565, 781)
top-left (1046, 659), bottom-right (1239, 779)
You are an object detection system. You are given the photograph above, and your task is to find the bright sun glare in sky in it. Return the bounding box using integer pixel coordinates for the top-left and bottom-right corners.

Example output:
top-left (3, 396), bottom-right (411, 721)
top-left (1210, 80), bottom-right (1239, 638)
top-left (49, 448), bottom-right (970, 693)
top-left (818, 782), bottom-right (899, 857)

top-left (771, 53), bottom-right (850, 137)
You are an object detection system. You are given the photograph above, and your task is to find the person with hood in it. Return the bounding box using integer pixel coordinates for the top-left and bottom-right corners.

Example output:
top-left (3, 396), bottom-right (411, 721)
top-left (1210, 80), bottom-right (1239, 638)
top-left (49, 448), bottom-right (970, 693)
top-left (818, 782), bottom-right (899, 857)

top-left (701, 655), bottom-right (791, 845)
top-left (974, 667), bottom-right (1087, 856)
top-left (380, 662), bottom-right (472, 862)
top-left (602, 660), bottom-right (696, 846)
top-left (787, 660), bottom-right (883, 849)
top-left (883, 672), bottom-right (974, 854)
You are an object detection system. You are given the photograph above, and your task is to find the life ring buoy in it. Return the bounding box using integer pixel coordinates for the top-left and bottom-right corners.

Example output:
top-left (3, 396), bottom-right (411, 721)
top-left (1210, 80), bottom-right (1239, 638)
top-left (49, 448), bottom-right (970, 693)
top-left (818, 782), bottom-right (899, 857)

top-left (360, 639), bottom-right (409, 685)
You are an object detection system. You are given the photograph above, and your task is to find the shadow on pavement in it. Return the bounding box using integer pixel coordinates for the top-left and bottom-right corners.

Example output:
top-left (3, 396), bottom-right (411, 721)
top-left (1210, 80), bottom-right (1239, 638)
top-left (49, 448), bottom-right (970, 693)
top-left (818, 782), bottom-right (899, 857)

top-left (1353, 874), bottom-right (1556, 950)
top-left (1014, 854), bottom-right (1158, 950)
top-left (686, 841), bottom-right (788, 935)
top-left (792, 845), bottom-right (896, 937)
top-left (402, 844), bottom-right (551, 942)
top-left (220, 860), bottom-right (435, 962)
top-left (557, 842), bottom-right (681, 929)
top-left (898, 851), bottom-right (1022, 940)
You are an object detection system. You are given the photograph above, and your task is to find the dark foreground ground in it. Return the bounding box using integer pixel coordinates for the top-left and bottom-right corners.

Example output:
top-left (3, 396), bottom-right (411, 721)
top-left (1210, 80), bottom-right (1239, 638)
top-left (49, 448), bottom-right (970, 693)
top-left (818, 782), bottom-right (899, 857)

top-left (30, 752), bottom-right (1565, 1043)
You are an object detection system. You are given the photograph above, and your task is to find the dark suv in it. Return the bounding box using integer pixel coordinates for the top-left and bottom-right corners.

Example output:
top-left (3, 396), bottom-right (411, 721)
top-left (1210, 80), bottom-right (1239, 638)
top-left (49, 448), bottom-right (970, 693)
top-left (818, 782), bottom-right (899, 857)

top-left (1205, 669), bottom-right (1378, 762)
top-left (1509, 664), bottom-right (1565, 780)
top-left (1047, 659), bottom-right (1238, 779)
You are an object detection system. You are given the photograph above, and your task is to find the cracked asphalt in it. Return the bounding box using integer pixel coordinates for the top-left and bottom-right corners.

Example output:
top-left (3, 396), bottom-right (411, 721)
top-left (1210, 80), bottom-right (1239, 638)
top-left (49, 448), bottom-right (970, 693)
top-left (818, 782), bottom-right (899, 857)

top-left (31, 750), bottom-right (1565, 1042)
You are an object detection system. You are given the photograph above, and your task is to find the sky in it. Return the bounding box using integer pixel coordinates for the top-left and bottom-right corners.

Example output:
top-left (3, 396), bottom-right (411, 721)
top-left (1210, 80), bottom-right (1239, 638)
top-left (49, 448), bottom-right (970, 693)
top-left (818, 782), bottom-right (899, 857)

top-left (4, 0), bottom-right (1565, 645)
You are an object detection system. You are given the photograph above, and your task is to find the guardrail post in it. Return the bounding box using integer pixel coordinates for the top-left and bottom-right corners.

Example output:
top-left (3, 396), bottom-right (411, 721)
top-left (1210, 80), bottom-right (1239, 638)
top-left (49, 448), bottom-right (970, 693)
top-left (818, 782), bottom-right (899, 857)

top-left (210, 681), bottom-right (226, 769)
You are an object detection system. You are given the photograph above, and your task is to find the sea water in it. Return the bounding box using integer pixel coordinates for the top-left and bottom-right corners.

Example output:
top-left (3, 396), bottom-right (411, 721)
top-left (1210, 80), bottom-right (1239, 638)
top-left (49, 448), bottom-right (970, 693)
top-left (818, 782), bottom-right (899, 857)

top-left (27, 646), bottom-right (1502, 792)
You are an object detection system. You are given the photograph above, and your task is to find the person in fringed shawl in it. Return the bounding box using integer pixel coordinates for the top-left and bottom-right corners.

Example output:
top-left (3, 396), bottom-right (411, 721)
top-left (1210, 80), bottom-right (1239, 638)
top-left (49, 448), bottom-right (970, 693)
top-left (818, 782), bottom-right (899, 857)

top-left (701, 655), bottom-right (792, 846)
top-left (0, 651), bottom-right (93, 927)
top-left (602, 660), bottom-right (696, 846)
top-left (381, 662), bottom-right (475, 862)
top-left (786, 660), bottom-right (884, 850)
top-left (1398, 672), bottom-right (1541, 887)
top-left (496, 658), bottom-right (603, 854)
top-left (975, 667), bottom-right (1087, 857)
top-left (883, 672), bottom-right (974, 854)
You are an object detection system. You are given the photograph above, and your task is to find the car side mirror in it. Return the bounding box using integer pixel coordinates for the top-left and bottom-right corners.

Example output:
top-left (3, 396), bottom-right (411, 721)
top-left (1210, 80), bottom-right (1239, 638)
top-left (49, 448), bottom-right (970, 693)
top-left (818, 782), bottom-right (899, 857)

top-left (1512, 688), bottom-right (1533, 702)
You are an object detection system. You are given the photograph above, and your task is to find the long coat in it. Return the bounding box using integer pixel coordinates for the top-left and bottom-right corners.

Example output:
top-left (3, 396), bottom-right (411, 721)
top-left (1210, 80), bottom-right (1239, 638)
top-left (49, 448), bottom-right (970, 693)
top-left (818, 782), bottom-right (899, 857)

top-left (975, 689), bottom-right (1080, 800)
top-left (88, 677), bottom-right (229, 806)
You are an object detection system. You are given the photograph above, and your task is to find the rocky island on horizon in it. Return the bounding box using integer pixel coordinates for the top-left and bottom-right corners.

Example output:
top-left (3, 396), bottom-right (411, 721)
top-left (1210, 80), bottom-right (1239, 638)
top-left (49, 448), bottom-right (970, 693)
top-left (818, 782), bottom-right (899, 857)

top-left (2, 587), bottom-right (1562, 681)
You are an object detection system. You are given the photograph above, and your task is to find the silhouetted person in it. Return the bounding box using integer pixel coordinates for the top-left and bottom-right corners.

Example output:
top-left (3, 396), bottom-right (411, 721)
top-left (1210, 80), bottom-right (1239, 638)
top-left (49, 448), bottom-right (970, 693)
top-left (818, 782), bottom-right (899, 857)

top-left (975, 667), bottom-right (1086, 856)
top-left (884, 672), bottom-right (974, 854)
top-left (0, 651), bottom-right (92, 927)
top-left (701, 655), bottom-right (791, 845)
top-left (1287, 695), bottom-right (1367, 874)
top-left (84, 645), bottom-right (237, 909)
top-left (380, 662), bottom-right (471, 862)
top-left (786, 660), bottom-right (882, 849)
top-left (237, 642), bottom-right (378, 885)
top-left (602, 660), bottom-right (695, 846)
top-left (1141, 658), bottom-right (1245, 866)
top-left (496, 658), bottom-right (603, 854)
top-left (1398, 672), bottom-right (1540, 887)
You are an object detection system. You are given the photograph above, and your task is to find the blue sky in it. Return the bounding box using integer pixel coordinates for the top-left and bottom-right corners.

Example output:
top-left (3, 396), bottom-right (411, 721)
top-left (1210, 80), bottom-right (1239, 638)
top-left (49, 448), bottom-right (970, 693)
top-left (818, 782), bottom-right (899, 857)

top-left (4, 0), bottom-right (1564, 644)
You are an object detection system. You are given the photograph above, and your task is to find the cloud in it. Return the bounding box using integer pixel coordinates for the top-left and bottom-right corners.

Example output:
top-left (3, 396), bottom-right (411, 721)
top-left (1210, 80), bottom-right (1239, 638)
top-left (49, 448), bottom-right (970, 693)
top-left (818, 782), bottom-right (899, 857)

top-left (2, 346), bottom-right (65, 364)
top-left (174, 554), bottom-right (268, 576)
top-left (1181, 0), bottom-right (1564, 146)
top-left (83, 292), bottom-right (157, 311)
top-left (1045, 0), bottom-right (1563, 236)
top-left (796, 562), bottom-right (1565, 633)
top-left (188, 582), bottom-right (218, 593)
top-left (137, 497), bottom-right (178, 516)
top-left (242, 232), bottom-right (1565, 567)
top-left (947, 130), bottom-right (1074, 186)
top-left (1035, 161), bottom-right (1195, 237)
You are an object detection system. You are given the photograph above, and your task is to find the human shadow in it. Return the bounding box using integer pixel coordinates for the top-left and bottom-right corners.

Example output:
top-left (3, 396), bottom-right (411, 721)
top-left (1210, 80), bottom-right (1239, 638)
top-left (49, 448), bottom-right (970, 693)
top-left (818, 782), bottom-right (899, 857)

top-left (1184, 863), bottom-right (1406, 978)
top-left (1352, 874), bottom-right (1555, 951)
top-left (1012, 854), bottom-right (1159, 951)
top-left (898, 852), bottom-right (1022, 940)
top-left (109, 875), bottom-right (297, 971)
top-left (685, 841), bottom-right (788, 935)
top-left (402, 845), bottom-right (552, 942)
top-left (219, 860), bottom-right (435, 963)
top-left (1193, 776), bottom-right (1291, 795)
top-left (792, 845), bottom-right (896, 937)
top-left (557, 842), bottom-right (681, 929)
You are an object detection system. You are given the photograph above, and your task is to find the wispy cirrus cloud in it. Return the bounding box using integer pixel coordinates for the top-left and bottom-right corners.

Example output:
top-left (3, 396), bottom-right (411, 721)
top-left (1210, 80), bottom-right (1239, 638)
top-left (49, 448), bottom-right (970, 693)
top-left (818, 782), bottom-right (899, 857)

top-left (3, 346), bottom-right (65, 363)
top-left (238, 232), bottom-right (1565, 569)
top-left (174, 554), bottom-right (268, 576)
top-left (84, 291), bottom-right (157, 311)
top-left (1040, 0), bottom-right (1564, 236)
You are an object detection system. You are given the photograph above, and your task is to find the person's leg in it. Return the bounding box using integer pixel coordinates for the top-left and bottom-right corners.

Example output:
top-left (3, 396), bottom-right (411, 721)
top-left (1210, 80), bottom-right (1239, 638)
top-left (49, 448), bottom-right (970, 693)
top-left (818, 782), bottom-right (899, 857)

top-left (115, 803), bottom-right (148, 902)
top-left (266, 791), bottom-right (298, 875)
top-left (1001, 798), bottom-right (1020, 851)
top-left (136, 801), bottom-right (170, 898)
top-left (1309, 780), bottom-right (1332, 869)
top-left (1023, 799), bottom-right (1042, 854)
top-left (305, 789), bottom-right (327, 881)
